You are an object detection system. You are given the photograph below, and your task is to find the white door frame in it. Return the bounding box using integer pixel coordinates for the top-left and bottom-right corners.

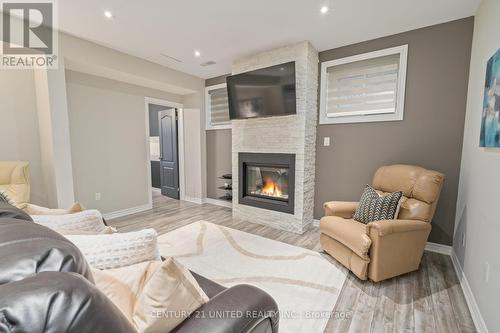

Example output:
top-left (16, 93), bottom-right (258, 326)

top-left (144, 97), bottom-right (186, 206)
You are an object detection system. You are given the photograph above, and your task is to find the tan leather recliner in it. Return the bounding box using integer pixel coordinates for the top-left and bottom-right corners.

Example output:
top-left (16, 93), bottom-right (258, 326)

top-left (0, 161), bottom-right (30, 209)
top-left (320, 164), bottom-right (445, 282)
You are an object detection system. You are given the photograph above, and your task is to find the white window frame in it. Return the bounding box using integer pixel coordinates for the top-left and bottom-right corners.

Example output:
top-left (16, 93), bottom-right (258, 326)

top-left (319, 45), bottom-right (408, 125)
top-left (205, 83), bottom-right (232, 130)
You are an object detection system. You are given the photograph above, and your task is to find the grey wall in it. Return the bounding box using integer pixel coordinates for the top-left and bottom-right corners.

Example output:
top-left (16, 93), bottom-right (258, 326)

top-left (206, 129), bottom-right (232, 199)
top-left (453, 0), bottom-right (499, 330)
top-left (149, 104), bottom-right (169, 136)
top-left (315, 17), bottom-right (474, 245)
top-left (206, 75), bottom-right (228, 87)
top-left (205, 74), bottom-right (232, 200)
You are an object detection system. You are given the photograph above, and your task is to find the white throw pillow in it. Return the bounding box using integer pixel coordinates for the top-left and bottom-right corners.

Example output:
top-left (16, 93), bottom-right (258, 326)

top-left (31, 209), bottom-right (106, 233)
top-left (54, 226), bottom-right (116, 235)
top-left (92, 258), bottom-right (209, 333)
top-left (66, 229), bottom-right (161, 269)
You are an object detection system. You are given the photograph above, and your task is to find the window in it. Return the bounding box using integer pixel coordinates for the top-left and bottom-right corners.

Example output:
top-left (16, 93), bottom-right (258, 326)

top-left (319, 45), bottom-right (408, 124)
top-left (205, 83), bottom-right (231, 130)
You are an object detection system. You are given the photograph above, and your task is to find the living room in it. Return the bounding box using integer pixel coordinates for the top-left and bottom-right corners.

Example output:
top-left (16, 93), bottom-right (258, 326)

top-left (0, 0), bottom-right (498, 332)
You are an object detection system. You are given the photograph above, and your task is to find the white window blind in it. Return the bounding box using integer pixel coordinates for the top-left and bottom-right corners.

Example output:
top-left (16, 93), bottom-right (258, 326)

top-left (206, 84), bottom-right (231, 129)
top-left (326, 53), bottom-right (399, 117)
top-left (320, 45), bottom-right (408, 124)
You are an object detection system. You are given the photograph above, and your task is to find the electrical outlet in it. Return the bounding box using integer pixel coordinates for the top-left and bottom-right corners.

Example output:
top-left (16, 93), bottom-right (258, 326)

top-left (484, 262), bottom-right (490, 283)
top-left (323, 137), bottom-right (331, 147)
top-left (95, 192), bottom-right (101, 201)
top-left (462, 232), bottom-right (466, 247)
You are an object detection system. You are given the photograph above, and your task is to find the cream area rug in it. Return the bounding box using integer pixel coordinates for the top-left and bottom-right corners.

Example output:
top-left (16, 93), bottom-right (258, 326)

top-left (157, 220), bottom-right (347, 332)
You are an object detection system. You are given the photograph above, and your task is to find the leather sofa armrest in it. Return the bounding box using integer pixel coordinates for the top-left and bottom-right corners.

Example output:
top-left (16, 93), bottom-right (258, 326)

top-left (0, 202), bottom-right (33, 221)
top-left (367, 219), bottom-right (431, 237)
top-left (0, 271), bottom-right (136, 333)
top-left (323, 201), bottom-right (358, 218)
top-left (172, 284), bottom-right (279, 333)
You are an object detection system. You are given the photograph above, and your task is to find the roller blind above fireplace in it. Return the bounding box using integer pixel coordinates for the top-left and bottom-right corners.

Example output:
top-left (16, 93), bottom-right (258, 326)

top-left (238, 153), bottom-right (295, 214)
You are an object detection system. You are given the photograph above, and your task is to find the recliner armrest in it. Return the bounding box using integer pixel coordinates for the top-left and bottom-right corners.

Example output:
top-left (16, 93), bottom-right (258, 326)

top-left (323, 201), bottom-right (358, 218)
top-left (367, 219), bottom-right (431, 237)
top-left (172, 284), bottom-right (279, 333)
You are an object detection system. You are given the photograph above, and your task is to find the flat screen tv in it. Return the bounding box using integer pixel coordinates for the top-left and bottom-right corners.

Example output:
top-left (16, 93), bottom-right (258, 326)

top-left (226, 61), bottom-right (296, 119)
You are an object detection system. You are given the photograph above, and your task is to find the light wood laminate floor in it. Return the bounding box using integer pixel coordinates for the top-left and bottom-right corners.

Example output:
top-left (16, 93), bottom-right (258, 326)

top-left (110, 193), bottom-right (476, 333)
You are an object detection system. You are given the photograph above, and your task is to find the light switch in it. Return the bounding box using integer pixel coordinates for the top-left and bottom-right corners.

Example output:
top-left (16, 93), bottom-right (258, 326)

top-left (323, 137), bottom-right (331, 147)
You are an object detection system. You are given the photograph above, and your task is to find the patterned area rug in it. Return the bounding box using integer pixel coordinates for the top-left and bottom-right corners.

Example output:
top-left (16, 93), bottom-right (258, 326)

top-left (157, 220), bottom-right (347, 332)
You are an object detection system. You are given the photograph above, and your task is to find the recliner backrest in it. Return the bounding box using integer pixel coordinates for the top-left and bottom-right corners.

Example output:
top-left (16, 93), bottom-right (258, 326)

top-left (372, 164), bottom-right (445, 222)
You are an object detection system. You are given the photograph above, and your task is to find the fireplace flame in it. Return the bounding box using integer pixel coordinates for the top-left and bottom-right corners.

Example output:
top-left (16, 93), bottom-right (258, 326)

top-left (261, 178), bottom-right (282, 197)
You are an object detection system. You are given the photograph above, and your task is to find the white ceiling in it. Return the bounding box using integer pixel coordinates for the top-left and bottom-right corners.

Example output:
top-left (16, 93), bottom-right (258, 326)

top-left (58, 0), bottom-right (480, 80)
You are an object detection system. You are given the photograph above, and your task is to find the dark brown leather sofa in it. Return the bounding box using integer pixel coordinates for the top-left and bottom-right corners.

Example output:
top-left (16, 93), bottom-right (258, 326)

top-left (0, 202), bottom-right (279, 333)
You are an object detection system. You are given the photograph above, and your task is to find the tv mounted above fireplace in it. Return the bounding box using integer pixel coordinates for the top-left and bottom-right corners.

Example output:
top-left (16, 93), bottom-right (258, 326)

top-left (227, 61), bottom-right (296, 120)
top-left (238, 153), bottom-right (295, 214)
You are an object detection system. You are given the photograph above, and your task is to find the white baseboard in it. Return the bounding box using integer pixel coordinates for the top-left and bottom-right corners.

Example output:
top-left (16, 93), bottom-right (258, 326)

top-left (204, 197), bottom-right (233, 208)
top-left (103, 203), bottom-right (152, 220)
top-left (313, 219), bottom-right (320, 227)
top-left (183, 196), bottom-right (203, 205)
top-left (151, 187), bottom-right (161, 194)
top-left (424, 241), bottom-right (452, 255)
top-left (451, 250), bottom-right (489, 333)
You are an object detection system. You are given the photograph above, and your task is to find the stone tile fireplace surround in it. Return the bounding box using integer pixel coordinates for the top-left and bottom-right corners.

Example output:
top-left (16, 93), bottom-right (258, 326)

top-left (231, 41), bottom-right (319, 234)
top-left (238, 152), bottom-right (296, 214)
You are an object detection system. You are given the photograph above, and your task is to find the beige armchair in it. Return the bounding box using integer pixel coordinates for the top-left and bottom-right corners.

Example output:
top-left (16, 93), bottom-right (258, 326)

top-left (320, 164), bottom-right (444, 282)
top-left (0, 161), bottom-right (30, 209)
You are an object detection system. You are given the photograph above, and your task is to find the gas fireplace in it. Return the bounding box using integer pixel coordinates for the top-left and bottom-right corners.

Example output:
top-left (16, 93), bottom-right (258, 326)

top-left (238, 153), bottom-right (295, 214)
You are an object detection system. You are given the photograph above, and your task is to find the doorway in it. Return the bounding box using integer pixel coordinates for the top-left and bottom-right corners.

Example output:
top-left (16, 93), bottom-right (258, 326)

top-left (145, 98), bottom-right (185, 202)
top-left (158, 108), bottom-right (179, 199)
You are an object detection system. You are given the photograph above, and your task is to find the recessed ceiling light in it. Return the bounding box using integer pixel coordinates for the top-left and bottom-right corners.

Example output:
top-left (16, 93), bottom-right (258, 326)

top-left (104, 11), bottom-right (113, 19)
top-left (320, 6), bottom-right (329, 14)
top-left (194, 50), bottom-right (201, 57)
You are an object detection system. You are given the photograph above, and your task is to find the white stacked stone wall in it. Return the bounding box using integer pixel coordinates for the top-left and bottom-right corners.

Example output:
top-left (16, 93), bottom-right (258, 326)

top-left (231, 41), bottom-right (318, 234)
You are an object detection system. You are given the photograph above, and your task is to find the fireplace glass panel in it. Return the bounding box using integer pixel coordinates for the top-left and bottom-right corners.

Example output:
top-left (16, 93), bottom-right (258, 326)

top-left (245, 165), bottom-right (289, 201)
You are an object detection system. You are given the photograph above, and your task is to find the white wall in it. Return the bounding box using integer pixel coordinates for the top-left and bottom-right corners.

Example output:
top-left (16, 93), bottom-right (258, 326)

top-left (34, 61), bottom-right (75, 208)
top-left (0, 70), bottom-right (47, 206)
top-left (183, 92), bottom-right (207, 200)
top-left (1, 19), bottom-right (208, 211)
top-left (454, 0), bottom-right (500, 331)
top-left (60, 32), bottom-right (201, 95)
top-left (65, 70), bottom-right (184, 213)
top-left (60, 32), bottom-right (207, 209)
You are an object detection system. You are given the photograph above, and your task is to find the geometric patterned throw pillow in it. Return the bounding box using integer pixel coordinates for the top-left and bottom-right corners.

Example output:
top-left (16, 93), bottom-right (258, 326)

top-left (0, 190), bottom-right (17, 207)
top-left (353, 185), bottom-right (403, 224)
